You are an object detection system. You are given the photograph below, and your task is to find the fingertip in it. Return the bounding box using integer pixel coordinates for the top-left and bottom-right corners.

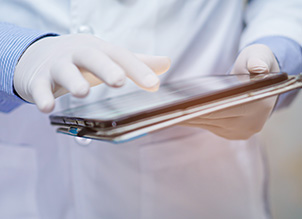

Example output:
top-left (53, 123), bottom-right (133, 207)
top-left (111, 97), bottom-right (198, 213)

top-left (38, 100), bottom-right (55, 113)
top-left (71, 82), bottom-right (90, 98)
top-left (106, 71), bottom-right (126, 87)
top-left (31, 81), bottom-right (55, 113)
top-left (149, 83), bottom-right (160, 92)
top-left (151, 56), bottom-right (171, 75)
top-left (111, 76), bottom-right (126, 87)
top-left (142, 74), bottom-right (160, 89)
top-left (142, 83), bottom-right (160, 92)
top-left (247, 58), bottom-right (269, 74)
top-left (160, 56), bottom-right (172, 74)
top-left (135, 54), bottom-right (172, 75)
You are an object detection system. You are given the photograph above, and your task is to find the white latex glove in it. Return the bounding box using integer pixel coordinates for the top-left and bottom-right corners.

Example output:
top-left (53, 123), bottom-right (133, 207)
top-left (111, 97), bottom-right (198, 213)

top-left (14, 34), bottom-right (171, 113)
top-left (182, 44), bottom-right (280, 140)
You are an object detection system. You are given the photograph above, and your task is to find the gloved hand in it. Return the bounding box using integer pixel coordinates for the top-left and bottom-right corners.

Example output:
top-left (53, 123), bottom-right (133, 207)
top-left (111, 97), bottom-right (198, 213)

top-left (182, 44), bottom-right (280, 140)
top-left (14, 34), bottom-right (171, 113)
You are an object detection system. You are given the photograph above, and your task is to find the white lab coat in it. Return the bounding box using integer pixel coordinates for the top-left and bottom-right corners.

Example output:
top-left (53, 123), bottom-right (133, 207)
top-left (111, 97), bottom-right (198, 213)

top-left (0, 0), bottom-right (301, 218)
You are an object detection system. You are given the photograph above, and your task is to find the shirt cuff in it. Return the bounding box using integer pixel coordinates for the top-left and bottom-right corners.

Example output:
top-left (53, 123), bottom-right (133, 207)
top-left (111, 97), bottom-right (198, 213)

top-left (0, 22), bottom-right (58, 112)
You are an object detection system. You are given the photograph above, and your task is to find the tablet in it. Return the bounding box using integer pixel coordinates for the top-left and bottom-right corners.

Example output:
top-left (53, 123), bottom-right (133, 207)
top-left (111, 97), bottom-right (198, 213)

top-left (49, 72), bottom-right (302, 142)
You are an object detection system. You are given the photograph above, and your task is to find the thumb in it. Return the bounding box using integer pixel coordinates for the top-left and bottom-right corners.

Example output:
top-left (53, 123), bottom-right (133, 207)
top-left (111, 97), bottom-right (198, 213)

top-left (247, 57), bottom-right (269, 74)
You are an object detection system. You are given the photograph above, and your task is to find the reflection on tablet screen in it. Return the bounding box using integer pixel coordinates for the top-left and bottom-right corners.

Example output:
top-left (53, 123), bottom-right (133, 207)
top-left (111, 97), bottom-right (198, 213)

top-left (59, 74), bottom-right (253, 120)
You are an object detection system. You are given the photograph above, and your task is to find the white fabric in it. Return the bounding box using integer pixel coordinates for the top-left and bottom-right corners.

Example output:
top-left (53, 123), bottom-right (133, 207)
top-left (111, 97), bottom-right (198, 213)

top-left (240, 0), bottom-right (302, 48)
top-left (1, 0), bottom-right (300, 218)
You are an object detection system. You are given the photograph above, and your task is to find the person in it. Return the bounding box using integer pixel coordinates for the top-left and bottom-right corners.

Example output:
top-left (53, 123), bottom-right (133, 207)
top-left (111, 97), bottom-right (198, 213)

top-left (0, 0), bottom-right (301, 218)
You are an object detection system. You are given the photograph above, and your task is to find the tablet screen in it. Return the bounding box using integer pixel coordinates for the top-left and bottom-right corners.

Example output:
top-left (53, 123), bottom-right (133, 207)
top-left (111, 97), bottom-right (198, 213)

top-left (52, 73), bottom-right (285, 122)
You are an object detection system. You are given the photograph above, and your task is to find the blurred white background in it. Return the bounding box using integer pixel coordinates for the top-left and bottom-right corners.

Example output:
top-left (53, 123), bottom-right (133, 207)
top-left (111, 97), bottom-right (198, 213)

top-left (260, 91), bottom-right (302, 219)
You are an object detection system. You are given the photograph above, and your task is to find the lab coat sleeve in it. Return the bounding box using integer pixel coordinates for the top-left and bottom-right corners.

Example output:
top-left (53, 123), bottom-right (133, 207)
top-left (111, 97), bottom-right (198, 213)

top-left (0, 22), bottom-right (57, 113)
top-left (240, 0), bottom-right (302, 49)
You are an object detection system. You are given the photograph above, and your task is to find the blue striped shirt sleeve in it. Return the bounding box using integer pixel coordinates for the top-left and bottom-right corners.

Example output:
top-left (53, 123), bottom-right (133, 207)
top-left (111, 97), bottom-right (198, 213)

top-left (0, 22), bottom-right (57, 113)
top-left (251, 36), bottom-right (302, 110)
